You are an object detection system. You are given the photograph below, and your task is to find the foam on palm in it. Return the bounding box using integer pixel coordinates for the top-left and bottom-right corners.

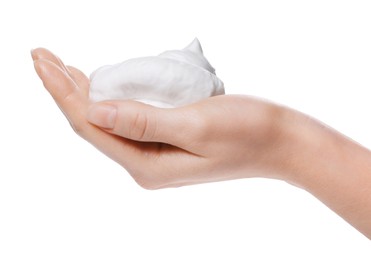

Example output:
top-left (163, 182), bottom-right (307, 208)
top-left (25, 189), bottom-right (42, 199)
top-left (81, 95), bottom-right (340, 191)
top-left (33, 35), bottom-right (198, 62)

top-left (89, 38), bottom-right (224, 108)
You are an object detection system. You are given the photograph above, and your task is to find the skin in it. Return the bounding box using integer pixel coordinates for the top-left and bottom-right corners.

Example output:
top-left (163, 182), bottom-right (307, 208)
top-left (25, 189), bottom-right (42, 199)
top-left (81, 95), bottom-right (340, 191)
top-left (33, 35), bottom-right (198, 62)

top-left (31, 48), bottom-right (371, 239)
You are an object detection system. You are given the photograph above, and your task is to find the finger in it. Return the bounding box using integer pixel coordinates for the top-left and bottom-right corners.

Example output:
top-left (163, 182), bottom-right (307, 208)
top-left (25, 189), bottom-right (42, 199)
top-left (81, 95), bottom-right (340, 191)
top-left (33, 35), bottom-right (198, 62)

top-left (33, 58), bottom-right (86, 123)
top-left (33, 58), bottom-right (151, 172)
top-left (66, 65), bottom-right (90, 96)
top-left (86, 100), bottom-right (199, 148)
top-left (31, 48), bottom-right (71, 75)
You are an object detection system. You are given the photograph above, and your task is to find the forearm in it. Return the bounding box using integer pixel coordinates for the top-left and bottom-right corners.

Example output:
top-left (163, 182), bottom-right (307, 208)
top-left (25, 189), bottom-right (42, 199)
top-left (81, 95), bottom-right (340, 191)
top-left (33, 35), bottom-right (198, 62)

top-left (281, 109), bottom-right (371, 239)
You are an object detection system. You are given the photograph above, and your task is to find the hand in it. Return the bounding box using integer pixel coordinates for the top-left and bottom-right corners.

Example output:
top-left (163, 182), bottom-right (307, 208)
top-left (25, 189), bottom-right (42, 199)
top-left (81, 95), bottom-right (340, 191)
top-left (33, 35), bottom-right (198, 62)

top-left (31, 48), bottom-right (291, 189)
top-left (32, 48), bottom-right (371, 238)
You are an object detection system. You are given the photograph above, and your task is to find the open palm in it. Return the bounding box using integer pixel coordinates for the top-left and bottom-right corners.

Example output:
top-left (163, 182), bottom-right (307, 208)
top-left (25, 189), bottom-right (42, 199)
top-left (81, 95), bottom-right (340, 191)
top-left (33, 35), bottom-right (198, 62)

top-left (32, 48), bottom-right (286, 189)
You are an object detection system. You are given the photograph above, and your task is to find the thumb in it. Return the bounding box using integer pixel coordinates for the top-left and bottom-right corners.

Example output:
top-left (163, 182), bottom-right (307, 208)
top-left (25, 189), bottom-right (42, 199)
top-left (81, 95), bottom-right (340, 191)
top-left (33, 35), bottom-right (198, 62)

top-left (86, 100), bottom-right (195, 146)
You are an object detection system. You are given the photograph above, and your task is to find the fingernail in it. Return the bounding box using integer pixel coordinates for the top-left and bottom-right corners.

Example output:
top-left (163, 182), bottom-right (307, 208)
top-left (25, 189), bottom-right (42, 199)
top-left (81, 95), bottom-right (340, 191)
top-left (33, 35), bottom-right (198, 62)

top-left (87, 104), bottom-right (117, 129)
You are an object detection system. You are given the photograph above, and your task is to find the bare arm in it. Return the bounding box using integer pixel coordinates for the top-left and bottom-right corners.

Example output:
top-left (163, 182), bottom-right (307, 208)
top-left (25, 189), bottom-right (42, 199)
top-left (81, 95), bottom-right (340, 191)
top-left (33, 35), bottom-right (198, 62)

top-left (32, 48), bottom-right (371, 239)
top-left (281, 111), bottom-right (371, 239)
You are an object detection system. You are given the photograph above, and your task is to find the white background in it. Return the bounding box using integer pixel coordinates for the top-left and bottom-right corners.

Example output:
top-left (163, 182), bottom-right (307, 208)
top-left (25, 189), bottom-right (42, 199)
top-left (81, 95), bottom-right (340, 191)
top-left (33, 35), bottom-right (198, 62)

top-left (0, 0), bottom-right (370, 259)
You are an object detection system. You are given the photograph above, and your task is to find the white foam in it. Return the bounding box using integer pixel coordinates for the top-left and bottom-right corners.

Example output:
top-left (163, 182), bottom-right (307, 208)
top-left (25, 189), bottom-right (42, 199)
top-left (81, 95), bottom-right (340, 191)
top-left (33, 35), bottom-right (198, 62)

top-left (89, 38), bottom-right (224, 108)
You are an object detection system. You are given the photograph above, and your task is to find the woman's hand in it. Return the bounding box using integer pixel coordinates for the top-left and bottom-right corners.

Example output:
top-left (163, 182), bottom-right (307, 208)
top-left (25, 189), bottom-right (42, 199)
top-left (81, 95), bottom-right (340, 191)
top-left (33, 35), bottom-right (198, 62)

top-left (31, 48), bottom-right (292, 189)
top-left (32, 48), bottom-right (371, 238)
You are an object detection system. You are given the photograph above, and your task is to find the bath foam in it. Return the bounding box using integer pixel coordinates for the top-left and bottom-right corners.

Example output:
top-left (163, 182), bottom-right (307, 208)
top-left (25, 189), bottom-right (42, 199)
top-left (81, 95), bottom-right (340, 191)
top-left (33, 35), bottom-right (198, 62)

top-left (89, 38), bottom-right (224, 108)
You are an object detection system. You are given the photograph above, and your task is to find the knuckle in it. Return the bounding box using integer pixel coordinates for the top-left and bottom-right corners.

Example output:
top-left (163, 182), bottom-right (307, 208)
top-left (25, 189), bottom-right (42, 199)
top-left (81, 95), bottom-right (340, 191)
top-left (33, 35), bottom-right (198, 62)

top-left (128, 110), bottom-right (156, 141)
top-left (60, 87), bottom-right (77, 105)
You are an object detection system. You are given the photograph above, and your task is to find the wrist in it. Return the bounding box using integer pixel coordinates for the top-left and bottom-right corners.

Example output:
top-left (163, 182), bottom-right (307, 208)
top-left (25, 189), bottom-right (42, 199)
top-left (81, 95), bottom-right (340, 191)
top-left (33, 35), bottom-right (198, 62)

top-left (260, 104), bottom-right (342, 184)
top-left (276, 107), bottom-right (371, 238)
